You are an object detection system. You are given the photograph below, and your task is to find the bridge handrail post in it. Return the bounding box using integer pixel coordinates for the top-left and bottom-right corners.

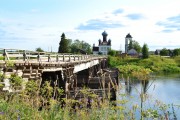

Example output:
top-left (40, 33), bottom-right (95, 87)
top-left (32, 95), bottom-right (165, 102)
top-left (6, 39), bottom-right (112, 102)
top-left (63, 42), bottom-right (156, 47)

top-left (69, 55), bottom-right (71, 62)
top-left (74, 55), bottom-right (76, 61)
top-left (86, 54), bottom-right (88, 59)
top-left (23, 50), bottom-right (27, 61)
top-left (3, 49), bottom-right (6, 61)
top-left (78, 55), bottom-right (80, 61)
top-left (84, 55), bottom-right (86, 60)
top-left (56, 55), bottom-right (59, 62)
top-left (3, 49), bottom-right (9, 61)
top-left (63, 54), bottom-right (65, 62)
top-left (48, 54), bottom-right (51, 62)
top-left (37, 52), bottom-right (40, 62)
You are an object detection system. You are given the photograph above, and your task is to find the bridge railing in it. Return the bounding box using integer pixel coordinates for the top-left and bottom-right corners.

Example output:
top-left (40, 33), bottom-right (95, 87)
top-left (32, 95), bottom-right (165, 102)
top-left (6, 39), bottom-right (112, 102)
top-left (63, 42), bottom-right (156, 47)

top-left (0, 48), bottom-right (107, 63)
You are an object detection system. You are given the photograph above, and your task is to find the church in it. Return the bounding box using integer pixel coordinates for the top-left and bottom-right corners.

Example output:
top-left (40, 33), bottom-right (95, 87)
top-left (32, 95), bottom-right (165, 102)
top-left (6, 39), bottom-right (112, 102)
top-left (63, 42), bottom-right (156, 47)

top-left (125, 33), bottom-right (138, 56)
top-left (92, 31), bottom-right (111, 55)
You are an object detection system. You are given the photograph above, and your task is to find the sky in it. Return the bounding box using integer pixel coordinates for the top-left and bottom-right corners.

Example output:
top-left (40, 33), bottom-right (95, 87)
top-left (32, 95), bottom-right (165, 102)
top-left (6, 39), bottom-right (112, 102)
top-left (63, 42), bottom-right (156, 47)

top-left (0, 0), bottom-right (180, 52)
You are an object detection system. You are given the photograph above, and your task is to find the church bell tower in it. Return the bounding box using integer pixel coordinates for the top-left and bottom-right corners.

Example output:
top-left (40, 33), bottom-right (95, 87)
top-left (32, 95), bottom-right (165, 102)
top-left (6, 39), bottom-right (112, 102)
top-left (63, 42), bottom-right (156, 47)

top-left (125, 33), bottom-right (132, 53)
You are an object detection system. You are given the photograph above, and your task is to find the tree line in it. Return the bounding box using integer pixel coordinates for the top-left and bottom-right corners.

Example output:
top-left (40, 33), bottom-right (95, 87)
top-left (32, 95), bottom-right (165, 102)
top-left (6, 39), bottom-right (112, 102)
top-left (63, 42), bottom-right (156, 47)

top-left (155, 48), bottom-right (180, 56)
top-left (108, 39), bottom-right (149, 59)
top-left (58, 33), bottom-right (92, 54)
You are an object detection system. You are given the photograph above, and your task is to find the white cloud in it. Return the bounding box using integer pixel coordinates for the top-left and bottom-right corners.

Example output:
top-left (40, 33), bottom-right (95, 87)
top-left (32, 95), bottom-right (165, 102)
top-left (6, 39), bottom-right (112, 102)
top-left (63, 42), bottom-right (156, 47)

top-left (1, 0), bottom-right (180, 51)
top-left (74, 3), bottom-right (180, 51)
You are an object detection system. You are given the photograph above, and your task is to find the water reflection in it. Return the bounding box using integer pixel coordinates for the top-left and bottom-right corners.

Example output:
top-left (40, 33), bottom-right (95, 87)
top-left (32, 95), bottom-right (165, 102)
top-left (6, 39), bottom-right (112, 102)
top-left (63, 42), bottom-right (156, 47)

top-left (118, 74), bottom-right (180, 119)
top-left (125, 79), bottom-right (132, 95)
top-left (124, 78), bottom-right (150, 94)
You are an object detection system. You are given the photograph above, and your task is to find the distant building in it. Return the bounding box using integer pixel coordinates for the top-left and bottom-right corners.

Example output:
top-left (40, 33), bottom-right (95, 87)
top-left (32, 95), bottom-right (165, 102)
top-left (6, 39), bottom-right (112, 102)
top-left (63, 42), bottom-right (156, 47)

top-left (124, 33), bottom-right (138, 56)
top-left (127, 49), bottom-right (138, 56)
top-left (125, 33), bottom-right (133, 53)
top-left (93, 31), bottom-right (111, 55)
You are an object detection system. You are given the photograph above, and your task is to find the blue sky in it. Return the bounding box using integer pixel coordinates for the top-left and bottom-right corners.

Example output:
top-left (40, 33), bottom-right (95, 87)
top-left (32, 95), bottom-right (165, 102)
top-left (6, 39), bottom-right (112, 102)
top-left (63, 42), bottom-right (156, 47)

top-left (0, 0), bottom-right (180, 52)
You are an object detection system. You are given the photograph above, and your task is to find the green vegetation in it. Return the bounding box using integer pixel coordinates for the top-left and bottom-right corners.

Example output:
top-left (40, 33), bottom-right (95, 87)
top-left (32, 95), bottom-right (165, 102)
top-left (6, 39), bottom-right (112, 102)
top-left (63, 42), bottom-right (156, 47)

top-left (0, 56), bottom-right (4, 60)
top-left (58, 33), bottom-right (71, 53)
top-left (58, 33), bottom-right (92, 54)
top-left (70, 39), bottom-right (92, 54)
top-left (174, 56), bottom-right (180, 66)
top-left (36, 47), bottom-right (44, 52)
top-left (160, 48), bottom-right (169, 56)
top-left (128, 40), bottom-right (142, 53)
top-left (0, 74), bottom-right (177, 119)
top-left (108, 55), bottom-right (180, 74)
top-left (142, 43), bottom-right (149, 59)
top-left (108, 49), bottom-right (116, 56)
top-left (173, 48), bottom-right (180, 56)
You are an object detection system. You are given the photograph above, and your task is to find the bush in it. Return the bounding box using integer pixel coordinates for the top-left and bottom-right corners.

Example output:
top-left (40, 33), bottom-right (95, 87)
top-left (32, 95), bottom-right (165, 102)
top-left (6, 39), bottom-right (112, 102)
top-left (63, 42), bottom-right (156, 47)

top-left (0, 56), bottom-right (4, 60)
top-left (108, 49), bottom-right (116, 56)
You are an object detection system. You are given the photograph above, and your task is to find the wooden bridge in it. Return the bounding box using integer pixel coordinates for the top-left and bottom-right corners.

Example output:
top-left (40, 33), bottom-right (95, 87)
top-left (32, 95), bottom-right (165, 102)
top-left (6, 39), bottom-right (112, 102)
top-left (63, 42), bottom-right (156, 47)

top-left (0, 48), bottom-right (118, 99)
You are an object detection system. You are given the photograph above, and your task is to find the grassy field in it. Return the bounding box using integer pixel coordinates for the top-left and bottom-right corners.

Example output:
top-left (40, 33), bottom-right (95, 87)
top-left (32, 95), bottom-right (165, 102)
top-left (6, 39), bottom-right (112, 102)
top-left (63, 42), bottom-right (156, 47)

top-left (108, 55), bottom-right (180, 74)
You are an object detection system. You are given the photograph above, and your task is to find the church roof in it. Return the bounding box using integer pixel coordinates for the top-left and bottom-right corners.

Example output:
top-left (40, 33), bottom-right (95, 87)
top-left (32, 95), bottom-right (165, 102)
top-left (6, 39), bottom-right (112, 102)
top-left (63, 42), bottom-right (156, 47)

top-left (127, 49), bottom-right (138, 55)
top-left (102, 31), bottom-right (108, 36)
top-left (126, 33), bottom-right (132, 38)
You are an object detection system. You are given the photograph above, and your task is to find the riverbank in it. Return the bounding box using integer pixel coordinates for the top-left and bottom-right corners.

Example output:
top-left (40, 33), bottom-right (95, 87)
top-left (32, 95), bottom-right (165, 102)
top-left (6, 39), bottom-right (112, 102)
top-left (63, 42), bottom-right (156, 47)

top-left (108, 55), bottom-right (180, 74)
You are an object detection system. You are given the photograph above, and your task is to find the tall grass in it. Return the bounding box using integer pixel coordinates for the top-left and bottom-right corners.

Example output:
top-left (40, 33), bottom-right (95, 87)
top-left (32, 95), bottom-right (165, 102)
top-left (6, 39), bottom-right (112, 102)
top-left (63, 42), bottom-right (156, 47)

top-left (108, 55), bottom-right (180, 74)
top-left (0, 73), bottom-right (178, 119)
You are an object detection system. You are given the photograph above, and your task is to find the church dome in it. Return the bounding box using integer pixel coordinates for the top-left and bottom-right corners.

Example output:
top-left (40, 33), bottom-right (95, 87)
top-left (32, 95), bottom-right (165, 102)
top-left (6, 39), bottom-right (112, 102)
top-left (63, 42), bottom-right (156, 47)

top-left (126, 33), bottom-right (132, 38)
top-left (102, 31), bottom-right (108, 36)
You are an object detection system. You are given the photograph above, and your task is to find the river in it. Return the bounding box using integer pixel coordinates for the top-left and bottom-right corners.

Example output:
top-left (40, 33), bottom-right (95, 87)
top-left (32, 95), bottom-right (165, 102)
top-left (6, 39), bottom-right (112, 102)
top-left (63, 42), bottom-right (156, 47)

top-left (117, 74), bottom-right (180, 119)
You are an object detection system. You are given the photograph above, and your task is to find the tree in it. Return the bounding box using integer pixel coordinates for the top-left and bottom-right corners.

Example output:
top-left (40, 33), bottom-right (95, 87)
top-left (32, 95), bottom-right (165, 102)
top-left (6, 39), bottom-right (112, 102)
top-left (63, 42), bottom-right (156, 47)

top-left (142, 43), bottom-right (149, 59)
top-left (173, 48), bottom-right (180, 56)
top-left (58, 33), bottom-right (70, 53)
top-left (70, 40), bottom-right (92, 54)
top-left (108, 49), bottom-right (116, 56)
top-left (36, 47), bottom-right (44, 52)
top-left (128, 40), bottom-right (141, 53)
top-left (128, 40), bottom-right (133, 50)
top-left (160, 48), bottom-right (169, 56)
top-left (133, 41), bottom-right (141, 53)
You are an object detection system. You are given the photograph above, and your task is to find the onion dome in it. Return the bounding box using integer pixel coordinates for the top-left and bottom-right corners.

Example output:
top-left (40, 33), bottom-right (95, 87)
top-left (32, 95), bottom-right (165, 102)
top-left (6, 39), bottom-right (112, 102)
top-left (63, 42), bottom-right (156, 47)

top-left (102, 31), bottom-right (108, 36)
top-left (126, 33), bottom-right (132, 38)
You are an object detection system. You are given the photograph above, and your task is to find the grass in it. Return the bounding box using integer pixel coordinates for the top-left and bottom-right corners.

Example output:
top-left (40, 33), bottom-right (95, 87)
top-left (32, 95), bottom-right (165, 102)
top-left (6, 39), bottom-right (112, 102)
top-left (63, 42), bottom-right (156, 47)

top-left (0, 56), bottom-right (4, 60)
top-left (108, 55), bottom-right (180, 74)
